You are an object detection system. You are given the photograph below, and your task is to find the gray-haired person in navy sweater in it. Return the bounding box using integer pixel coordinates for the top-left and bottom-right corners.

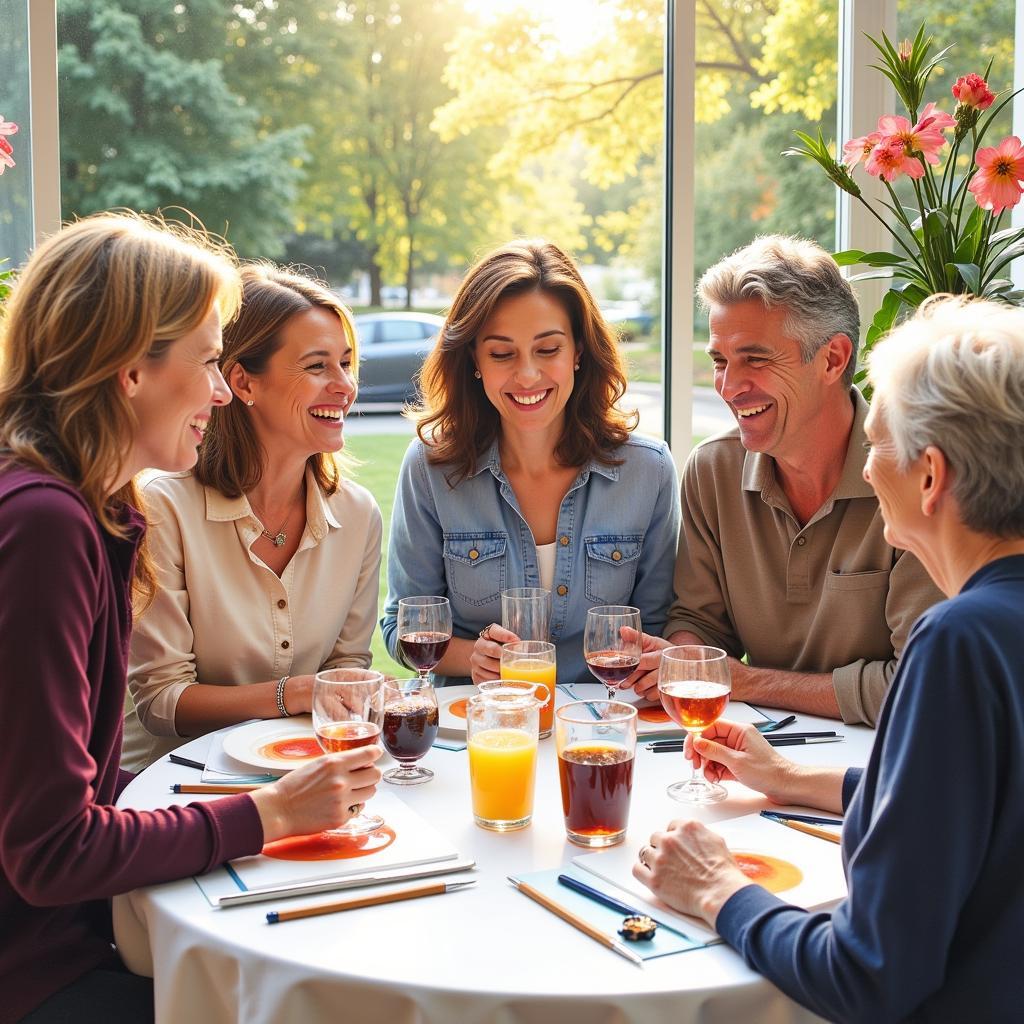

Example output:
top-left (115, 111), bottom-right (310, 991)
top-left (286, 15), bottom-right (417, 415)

top-left (634, 295), bottom-right (1024, 1023)
top-left (0, 213), bottom-right (381, 1024)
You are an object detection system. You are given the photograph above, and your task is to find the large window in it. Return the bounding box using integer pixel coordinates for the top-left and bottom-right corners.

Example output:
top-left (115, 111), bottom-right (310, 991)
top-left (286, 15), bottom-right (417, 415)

top-left (0, 0), bottom-right (33, 267)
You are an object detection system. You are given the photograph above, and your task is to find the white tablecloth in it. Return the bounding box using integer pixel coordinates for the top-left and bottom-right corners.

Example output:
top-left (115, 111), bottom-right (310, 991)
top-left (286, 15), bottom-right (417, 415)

top-left (114, 689), bottom-right (873, 1024)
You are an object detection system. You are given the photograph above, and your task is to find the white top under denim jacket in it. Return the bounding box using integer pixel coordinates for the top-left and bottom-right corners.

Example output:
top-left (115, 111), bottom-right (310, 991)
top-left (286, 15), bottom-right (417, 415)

top-left (381, 434), bottom-right (681, 685)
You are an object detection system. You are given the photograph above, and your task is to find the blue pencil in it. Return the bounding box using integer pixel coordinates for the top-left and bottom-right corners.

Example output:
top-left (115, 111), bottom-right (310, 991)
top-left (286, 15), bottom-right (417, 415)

top-left (760, 810), bottom-right (843, 827)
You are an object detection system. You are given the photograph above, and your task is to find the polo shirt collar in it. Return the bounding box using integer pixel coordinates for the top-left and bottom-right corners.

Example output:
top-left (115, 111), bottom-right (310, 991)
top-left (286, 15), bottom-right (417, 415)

top-left (741, 387), bottom-right (875, 501)
top-left (469, 438), bottom-right (619, 482)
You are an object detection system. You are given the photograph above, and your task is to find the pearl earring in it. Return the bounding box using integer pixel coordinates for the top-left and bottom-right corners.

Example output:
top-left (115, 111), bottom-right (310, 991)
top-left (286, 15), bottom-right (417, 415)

top-left (574, 363), bottom-right (580, 371)
top-left (474, 370), bottom-right (482, 379)
top-left (246, 399), bottom-right (254, 407)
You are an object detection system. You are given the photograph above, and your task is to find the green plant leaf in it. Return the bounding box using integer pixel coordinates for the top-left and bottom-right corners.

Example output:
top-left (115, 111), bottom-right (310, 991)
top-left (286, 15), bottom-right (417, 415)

top-left (832, 249), bottom-right (866, 266)
top-left (949, 262), bottom-right (981, 293)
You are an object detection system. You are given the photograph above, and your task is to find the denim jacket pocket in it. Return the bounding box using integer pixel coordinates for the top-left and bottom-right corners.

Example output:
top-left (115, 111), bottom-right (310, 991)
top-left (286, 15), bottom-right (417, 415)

top-left (584, 535), bottom-right (643, 604)
top-left (444, 532), bottom-right (507, 607)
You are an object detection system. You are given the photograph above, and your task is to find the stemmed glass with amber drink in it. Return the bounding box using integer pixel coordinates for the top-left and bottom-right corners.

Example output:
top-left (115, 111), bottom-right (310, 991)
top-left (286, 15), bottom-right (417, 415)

top-left (380, 678), bottom-right (439, 785)
top-left (584, 606), bottom-right (642, 700)
top-left (312, 668), bottom-right (385, 834)
top-left (658, 646), bottom-right (731, 804)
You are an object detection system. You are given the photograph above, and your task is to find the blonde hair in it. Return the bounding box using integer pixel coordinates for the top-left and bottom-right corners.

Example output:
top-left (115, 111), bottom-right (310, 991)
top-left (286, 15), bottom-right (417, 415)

top-left (869, 295), bottom-right (1024, 538)
top-left (0, 211), bottom-right (240, 605)
top-left (417, 239), bottom-right (636, 482)
top-left (195, 263), bottom-right (358, 498)
top-left (698, 235), bottom-right (861, 386)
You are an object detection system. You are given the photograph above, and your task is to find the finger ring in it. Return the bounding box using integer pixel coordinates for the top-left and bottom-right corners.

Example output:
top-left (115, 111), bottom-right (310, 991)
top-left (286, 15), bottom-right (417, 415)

top-left (478, 624), bottom-right (493, 641)
top-left (639, 845), bottom-right (651, 868)
top-left (348, 803), bottom-right (364, 815)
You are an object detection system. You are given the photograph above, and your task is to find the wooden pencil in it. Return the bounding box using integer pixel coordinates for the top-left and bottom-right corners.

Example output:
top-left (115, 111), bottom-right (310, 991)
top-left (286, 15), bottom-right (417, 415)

top-left (265, 880), bottom-right (475, 924)
top-left (770, 816), bottom-right (842, 844)
top-left (171, 783), bottom-right (263, 794)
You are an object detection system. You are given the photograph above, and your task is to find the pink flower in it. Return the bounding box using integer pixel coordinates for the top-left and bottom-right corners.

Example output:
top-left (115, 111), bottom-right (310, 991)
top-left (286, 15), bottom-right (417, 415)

top-left (952, 73), bottom-right (995, 111)
top-left (865, 139), bottom-right (924, 182)
top-left (0, 117), bottom-right (17, 138)
top-left (843, 132), bottom-right (880, 169)
top-left (968, 136), bottom-right (1024, 215)
top-left (876, 103), bottom-right (954, 166)
top-left (0, 117), bottom-right (17, 175)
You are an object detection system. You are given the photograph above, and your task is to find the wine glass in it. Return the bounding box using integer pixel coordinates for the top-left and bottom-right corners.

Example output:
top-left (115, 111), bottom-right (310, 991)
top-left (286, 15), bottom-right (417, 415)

top-left (380, 678), bottom-right (439, 785)
top-left (397, 596), bottom-right (453, 679)
top-left (312, 668), bottom-right (385, 834)
top-left (583, 605), bottom-right (642, 700)
top-left (657, 645), bottom-right (731, 804)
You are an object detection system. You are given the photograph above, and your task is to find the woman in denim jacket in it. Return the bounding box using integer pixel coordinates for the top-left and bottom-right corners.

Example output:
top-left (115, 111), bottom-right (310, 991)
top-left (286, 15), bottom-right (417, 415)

top-left (382, 240), bottom-right (680, 685)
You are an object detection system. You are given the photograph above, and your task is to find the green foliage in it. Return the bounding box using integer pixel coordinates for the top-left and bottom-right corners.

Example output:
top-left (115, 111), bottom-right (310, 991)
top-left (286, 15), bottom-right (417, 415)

top-left (0, 262), bottom-right (12, 306)
top-left (58, 0), bottom-right (308, 257)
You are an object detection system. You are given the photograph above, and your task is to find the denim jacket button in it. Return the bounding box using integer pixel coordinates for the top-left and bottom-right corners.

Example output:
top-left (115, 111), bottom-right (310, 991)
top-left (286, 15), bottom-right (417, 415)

top-left (557, 585), bottom-right (568, 596)
top-left (469, 549), bottom-right (480, 560)
top-left (612, 550), bottom-right (622, 561)
top-left (559, 535), bottom-right (569, 546)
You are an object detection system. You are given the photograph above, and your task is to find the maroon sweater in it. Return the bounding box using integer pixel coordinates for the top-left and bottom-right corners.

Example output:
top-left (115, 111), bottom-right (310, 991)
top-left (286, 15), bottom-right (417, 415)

top-left (0, 466), bottom-right (264, 1021)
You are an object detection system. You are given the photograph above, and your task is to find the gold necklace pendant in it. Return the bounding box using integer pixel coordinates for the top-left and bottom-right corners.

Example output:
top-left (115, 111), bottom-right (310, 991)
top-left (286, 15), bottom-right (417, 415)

top-left (270, 531), bottom-right (287, 547)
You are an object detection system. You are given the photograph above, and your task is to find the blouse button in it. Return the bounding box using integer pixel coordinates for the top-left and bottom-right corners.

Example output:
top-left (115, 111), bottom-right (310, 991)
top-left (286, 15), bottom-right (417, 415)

top-left (557, 585), bottom-right (568, 596)
top-left (559, 535), bottom-right (569, 546)
top-left (796, 536), bottom-right (807, 547)
top-left (277, 599), bottom-right (287, 609)
top-left (281, 640), bottom-right (290, 650)
top-left (468, 549), bottom-right (480, 560)
top-left (611, 550), bottom-right (622, 561)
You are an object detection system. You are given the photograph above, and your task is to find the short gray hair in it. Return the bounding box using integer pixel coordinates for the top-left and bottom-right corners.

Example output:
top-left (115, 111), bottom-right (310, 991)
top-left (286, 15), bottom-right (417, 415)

top-left (697, 235), bottom-right (861, 386)
top-left (869, 295), bottom-right (1024, 539)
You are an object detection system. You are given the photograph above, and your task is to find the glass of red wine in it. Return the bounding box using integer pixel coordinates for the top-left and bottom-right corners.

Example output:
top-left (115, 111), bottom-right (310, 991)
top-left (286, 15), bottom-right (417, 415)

top-left (657, 645), bottom-right (731, 804)
top-left (312, 668), bottom-right (385, 834)
top-left (380, 678), bottom-right (439, 785)
top-left (398, 596), bottom-right (452, 679)
top-left (584, 605), bottom-right (642, 700)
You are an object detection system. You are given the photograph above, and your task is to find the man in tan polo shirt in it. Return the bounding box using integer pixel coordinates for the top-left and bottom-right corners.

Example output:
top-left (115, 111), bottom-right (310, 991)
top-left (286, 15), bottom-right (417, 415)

top-left (630, 236), bottom-right (940, 725)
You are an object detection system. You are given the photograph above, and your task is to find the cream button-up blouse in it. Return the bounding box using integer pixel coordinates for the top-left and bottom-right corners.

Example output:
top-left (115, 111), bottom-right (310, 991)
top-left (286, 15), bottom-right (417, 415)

top-left (122, 467), bottom-right (382, 771)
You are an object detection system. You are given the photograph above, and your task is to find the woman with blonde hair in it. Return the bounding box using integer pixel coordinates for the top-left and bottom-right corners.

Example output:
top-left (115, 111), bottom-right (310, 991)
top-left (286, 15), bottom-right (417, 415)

top-left (122, 264), bottom-right (382, 771)
top-left (381, 239), bottom-right (679, 684)
top-left (634, 296), bottom-right (1024, 1021)
top-left (0, 215), bottom-right (381, 1022)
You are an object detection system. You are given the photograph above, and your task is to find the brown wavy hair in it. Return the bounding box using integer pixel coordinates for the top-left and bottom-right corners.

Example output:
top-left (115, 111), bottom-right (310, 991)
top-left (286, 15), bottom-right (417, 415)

top-left (416, 239), bottom-right (636, 481)
top-left (0, 211), bottom-right (240, 608)
top-left (195, 264), bottom-right (359, 498)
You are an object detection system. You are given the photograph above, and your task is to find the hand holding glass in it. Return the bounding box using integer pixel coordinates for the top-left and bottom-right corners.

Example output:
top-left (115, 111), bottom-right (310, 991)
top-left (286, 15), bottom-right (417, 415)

top-left (584, 605), bottom-right (642, 699)
top-left (657, 646), bottom-right (731, 803)
top-left (397, 596), bottom-right (452, 679)
top-left (312, 668), bottom-right (385, 833)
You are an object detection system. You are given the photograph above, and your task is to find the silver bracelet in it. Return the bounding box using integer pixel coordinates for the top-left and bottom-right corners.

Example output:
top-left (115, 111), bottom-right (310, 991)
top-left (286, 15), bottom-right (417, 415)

top-left (275, 675), bottom-right (291, 718)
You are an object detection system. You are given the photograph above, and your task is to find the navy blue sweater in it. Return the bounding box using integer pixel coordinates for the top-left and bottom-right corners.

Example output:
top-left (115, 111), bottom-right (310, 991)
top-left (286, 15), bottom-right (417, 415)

top-left (717, 555), bottom-right (1024, 1023)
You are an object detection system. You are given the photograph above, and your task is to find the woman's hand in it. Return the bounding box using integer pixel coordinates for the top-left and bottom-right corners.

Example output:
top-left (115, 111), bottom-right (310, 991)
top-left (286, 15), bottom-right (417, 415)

top-left (469, 623), bottom-right (518, 684)
top-left (684, 720), bottom-right (799, 805)
top-left (250, 745), bottom-right (383, 842)
top-left (632, 820), bottom-right (751, 926)
top-left (281, 674), bottom-right (316, 716)
top-left (620, 631), bottom-right (672, 698)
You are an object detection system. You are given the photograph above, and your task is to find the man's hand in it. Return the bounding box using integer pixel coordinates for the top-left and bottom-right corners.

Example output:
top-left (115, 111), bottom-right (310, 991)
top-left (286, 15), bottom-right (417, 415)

top-left (632, 819), bottom-right (751, 926)
top-left (620, 631), bottom-right (672, 698)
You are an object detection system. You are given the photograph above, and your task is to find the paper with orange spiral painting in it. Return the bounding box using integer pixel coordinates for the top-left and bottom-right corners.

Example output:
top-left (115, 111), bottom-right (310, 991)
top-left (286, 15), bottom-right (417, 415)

top-left (573, 811), bottom-right (847, 944)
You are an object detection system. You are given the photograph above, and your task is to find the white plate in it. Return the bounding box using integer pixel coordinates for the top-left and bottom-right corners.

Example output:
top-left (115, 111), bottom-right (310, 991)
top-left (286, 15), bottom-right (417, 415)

top-left (436, 684), bottom-right (482, 737)
top-left (220, 716), bottom-right (321, 772)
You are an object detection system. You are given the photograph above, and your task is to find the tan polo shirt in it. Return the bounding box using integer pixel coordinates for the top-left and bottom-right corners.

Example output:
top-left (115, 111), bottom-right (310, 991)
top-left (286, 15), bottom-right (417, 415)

top-left (665, 389), bottom-right (942, 725)
top-left (122, 466), bottom-right (382, 771)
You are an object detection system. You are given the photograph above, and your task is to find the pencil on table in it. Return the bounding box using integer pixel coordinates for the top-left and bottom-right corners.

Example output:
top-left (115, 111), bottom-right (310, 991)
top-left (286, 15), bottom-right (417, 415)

top-left (171, 783), bottom-right (263, 794)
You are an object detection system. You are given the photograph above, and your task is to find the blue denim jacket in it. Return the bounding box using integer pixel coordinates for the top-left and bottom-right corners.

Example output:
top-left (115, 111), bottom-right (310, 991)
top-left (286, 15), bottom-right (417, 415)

top-left (381, 434), bottom-right (680, 684)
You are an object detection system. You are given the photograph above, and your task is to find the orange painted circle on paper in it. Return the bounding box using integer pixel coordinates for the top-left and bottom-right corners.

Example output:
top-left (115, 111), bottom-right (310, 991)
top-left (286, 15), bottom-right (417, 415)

top-left (733, 851), bottom-right (803, 894)
top-left (636, 705), bottom-right (671, 724)
top-left (257, 736), bottom-right (322, 761)
top-left (262, 826), bottom-right (397, 861)
top-left (448, 698), bottom-right (469, 720)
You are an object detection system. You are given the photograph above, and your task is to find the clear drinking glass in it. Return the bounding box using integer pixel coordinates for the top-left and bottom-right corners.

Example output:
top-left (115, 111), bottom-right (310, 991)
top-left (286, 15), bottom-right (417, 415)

top-left (500, 587), bottom-right (551, 642)
top-left (556, 700), bottom-right (637, 847)
top-left (583, 605), bottom-right (642, 700)
top-left (657, 646), bottom-right (732, 804)
top-left (312, 668), bottom-right (385, 834)
top-left (397, 596), bottom-right (452, 679)
top-left (499, 640), bottom-right (556, 738)
top-left (380, 678), bottom-right (439, 785)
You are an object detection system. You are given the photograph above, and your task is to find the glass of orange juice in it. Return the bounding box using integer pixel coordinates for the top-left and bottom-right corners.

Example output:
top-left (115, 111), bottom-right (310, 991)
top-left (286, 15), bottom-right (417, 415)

top-left (499, 640), bottom-right (556, 737)
top-left (466, 687), bottom-right (541, 831)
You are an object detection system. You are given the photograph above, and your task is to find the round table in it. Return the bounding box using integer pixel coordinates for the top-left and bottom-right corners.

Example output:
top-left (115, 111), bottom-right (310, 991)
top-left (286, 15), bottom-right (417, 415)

top-left (115, 689), bottom-right (871, 1024)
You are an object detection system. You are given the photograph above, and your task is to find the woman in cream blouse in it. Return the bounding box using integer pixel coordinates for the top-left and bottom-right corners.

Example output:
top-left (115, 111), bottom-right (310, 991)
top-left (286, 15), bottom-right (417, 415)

top-left (123, 265), bottom-right (382, 771)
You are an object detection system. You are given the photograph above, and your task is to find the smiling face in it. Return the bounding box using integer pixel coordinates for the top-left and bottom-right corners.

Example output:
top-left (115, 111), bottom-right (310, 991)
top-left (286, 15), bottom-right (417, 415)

top-left (707, 299), bottom-right (846, 463)
top-left (125, 303), bottom-right (232, 474)
top-left (474, 289), bottom-right (580, 443)
top-left (237, 305), bottom-right (356, 460)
